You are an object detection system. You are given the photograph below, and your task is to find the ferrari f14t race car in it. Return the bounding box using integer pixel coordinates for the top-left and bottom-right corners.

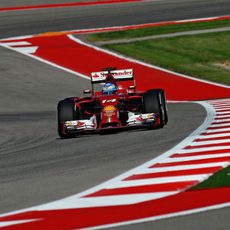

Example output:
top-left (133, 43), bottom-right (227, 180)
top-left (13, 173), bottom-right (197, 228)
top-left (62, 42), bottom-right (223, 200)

top-left (57, 68), bottom-right (168, 138)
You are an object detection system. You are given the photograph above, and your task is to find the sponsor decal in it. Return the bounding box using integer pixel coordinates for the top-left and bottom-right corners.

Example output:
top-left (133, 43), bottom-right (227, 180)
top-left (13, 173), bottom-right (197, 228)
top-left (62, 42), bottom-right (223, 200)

top-left (92, 73), bottom-right (100, 78)
top-left (65, 121), bottom-right (85, 127)
top-left (91, 69), bottom-right (133, 82)
top-left (76, 121), bottom-right (85, 127)
top-left (65, 121), bottom-right (73, 126)
top-left (102, 99), bottom-right (117, 103)
top-left (103, 105), bottom-right (116, 117)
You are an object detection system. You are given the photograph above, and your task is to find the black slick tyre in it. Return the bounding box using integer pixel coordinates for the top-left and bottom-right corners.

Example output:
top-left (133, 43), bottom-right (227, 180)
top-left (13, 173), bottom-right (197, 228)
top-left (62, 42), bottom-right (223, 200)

top-left (155, 89), bottom-right (168, 125)
top-left (57, 99), bottom-right (76, 138)
top-left (143, 89), bottom-right (165, 128)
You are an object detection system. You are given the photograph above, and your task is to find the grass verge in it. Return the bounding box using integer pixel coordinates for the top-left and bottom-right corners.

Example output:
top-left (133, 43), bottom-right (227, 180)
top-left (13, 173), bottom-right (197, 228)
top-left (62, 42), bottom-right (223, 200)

top-left (104, 31), bottom-right (230, 85)
top-left (191, 166), bottom-right (230, 190)
top-left (88, 19), bottom-right (230, 42)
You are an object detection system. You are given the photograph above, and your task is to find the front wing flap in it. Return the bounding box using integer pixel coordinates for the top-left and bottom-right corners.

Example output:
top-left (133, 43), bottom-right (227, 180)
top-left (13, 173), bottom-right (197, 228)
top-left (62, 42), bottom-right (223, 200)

top-left (64, 113), bottom-right (158, 134)
top-left (127, 112), bottom-right (156, 126)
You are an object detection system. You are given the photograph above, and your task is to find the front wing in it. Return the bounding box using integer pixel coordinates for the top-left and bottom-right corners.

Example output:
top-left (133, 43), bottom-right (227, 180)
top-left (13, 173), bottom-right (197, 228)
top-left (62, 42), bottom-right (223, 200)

top-left (63, 113), bottom-right (159, 134)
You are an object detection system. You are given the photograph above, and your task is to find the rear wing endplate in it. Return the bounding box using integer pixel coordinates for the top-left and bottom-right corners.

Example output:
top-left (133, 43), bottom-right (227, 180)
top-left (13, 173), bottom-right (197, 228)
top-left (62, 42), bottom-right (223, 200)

top-left (91, 69), bottom-right (134, 84)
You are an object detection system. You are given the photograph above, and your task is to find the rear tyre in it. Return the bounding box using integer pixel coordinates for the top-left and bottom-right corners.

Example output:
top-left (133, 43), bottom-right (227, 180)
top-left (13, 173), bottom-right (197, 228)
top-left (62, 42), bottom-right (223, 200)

top-left (143, 89), bottom-right (166, 128)
top-left (57, 99), bottom-right (76, 138)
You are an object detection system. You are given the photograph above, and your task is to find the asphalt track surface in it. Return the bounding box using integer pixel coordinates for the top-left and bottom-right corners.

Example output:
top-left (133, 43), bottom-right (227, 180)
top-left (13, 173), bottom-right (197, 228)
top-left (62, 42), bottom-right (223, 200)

top-left (0, 0), bottom-right (229, 229)
top-left (0, 0), bottom-right (230, 39)
top-left (0, 0), bottom-right (99, 7)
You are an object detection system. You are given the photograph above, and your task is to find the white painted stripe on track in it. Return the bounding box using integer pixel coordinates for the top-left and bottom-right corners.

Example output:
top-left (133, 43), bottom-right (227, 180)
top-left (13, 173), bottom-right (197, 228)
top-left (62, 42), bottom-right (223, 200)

top-left (214, 106), bottom-right (230, 109)
top-left (210, 101), bottom-right (230, 105)
top-left (179, 146), bottom-right (230, 153)
top-left (212, 119), bottom-right (230, 123)
top-left (215, 116), bottom-right (230, 120)
top-left (197, 133), bottom-right (230, 139)
top-left (137, 162), bottom-right (228, 174)
top-left (31, 192), bottom-right (178, 210)
top-left (162, 153), bottom-right (230, 162)
top-left (2, 41), bottom-right (30, 46)
top-left (203, 128), bottom-right (230, 133)
top-left (216, 113), bottom-right (230, 116)
top-left (215, 103), bottom-right (230, 106)
top-left (0, 35), bottom-right (32, 41)
top-left (210, 123), bottom-right (230, 128)
top-left (216, 111), bottom-right (230, 114)
top-left (190, 139), bottom-right (230, 146)
top-left (108, 175), bottom-right (207, 189)
top-left (14, 46), bottom-right (38, 54)
top-left (210, 98), bottom-right (230, 102)
top-left (175, 16), bottom-right (219, 23)
top-left (0, 219), bottom-right (40, 228)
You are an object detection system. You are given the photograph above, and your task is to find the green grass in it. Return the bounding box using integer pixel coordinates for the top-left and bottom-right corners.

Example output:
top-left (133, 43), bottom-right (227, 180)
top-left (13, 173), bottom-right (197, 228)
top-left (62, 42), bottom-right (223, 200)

top-left (191, 166), bottom-right (230, 190)
top-left (88, 19), bottom-right (230, 42)
top-left (104, 31), bottom-right (230, 85)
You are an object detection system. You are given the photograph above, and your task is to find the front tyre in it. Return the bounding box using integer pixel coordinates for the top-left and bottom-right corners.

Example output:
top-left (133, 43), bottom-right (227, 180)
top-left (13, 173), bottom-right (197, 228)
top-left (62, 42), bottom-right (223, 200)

top-left (57, 99), bottom-right (76, 138)
top-left (143, 89), bottom-right (166, 128)
top-left (155, 89), bottom-right (168, 125)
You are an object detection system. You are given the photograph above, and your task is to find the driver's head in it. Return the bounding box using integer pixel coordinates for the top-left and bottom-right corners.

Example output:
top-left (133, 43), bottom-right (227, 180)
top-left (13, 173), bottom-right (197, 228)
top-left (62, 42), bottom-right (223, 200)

top-left (102, 83), bottom-right (117, 95)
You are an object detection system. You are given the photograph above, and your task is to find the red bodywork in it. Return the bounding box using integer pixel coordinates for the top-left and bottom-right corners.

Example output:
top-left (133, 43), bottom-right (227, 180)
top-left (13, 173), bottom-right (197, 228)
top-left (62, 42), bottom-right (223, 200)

top-left (60, 68), bottom-right (162, 136)
top-left (72, 88), bottom-right (144, 129)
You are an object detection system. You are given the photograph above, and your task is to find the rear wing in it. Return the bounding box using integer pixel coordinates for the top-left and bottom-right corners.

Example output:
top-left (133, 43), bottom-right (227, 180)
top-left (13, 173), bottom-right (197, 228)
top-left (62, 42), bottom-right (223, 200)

top-left (91, 69), bottom-right (134, 84)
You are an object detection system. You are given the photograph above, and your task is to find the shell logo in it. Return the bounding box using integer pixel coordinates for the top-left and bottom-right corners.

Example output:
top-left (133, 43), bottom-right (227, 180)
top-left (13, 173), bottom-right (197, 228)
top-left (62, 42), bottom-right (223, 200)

top-left (103, 105), bottom-right (116, 117)
top-left (93, 74), bottom-right (100, 78)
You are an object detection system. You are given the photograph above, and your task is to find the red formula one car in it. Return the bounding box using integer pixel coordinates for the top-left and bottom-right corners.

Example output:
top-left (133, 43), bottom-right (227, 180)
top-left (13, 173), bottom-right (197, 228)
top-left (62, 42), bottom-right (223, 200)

top-left (57, 68), bottom-right (168, 138)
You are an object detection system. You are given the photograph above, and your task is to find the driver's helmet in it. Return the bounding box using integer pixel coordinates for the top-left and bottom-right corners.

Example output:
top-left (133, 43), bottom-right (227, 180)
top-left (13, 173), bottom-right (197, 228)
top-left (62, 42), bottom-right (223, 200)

top-left (102, 83), bottom-right (117, 95)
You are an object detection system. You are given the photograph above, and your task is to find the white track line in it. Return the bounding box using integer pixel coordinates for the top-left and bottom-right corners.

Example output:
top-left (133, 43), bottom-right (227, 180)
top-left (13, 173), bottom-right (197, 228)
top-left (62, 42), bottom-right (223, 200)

top-left (190, 139), bottom-right (230, 146)
top-left (0, 219), bottom-right (40, 228)
top-left (216, 111), bottom-right (230, 115)
top-left (203, 128), bottom-right (230, 133)
top-left (32, 192), bottom-right (178, 210)
top-left (14, 47), bottom-right (38, 54)
top-left (179, 146), bottom-right (230, 153)
top-left (162, 154), bottom-right (230, 162)
top-left (212, 119), bottom-right (230, 123)
top-left (108, 175), bottom-right (206, 189)
top-left (136, 162), bottom-right (227, 174)
top-left (1, 41), bottom-right (30, 46)
top-left (197, 133), bottom-right (230, 139)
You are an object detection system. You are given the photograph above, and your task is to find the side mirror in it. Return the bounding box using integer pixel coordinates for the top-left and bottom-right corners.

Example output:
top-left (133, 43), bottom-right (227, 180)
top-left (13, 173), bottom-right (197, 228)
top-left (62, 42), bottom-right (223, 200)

top-left (128, 86), bottom-right (135, 90)
top-left (83, 89), bottom-right (91, 94)
top-left (127, 86), bottom-right (135, 95)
